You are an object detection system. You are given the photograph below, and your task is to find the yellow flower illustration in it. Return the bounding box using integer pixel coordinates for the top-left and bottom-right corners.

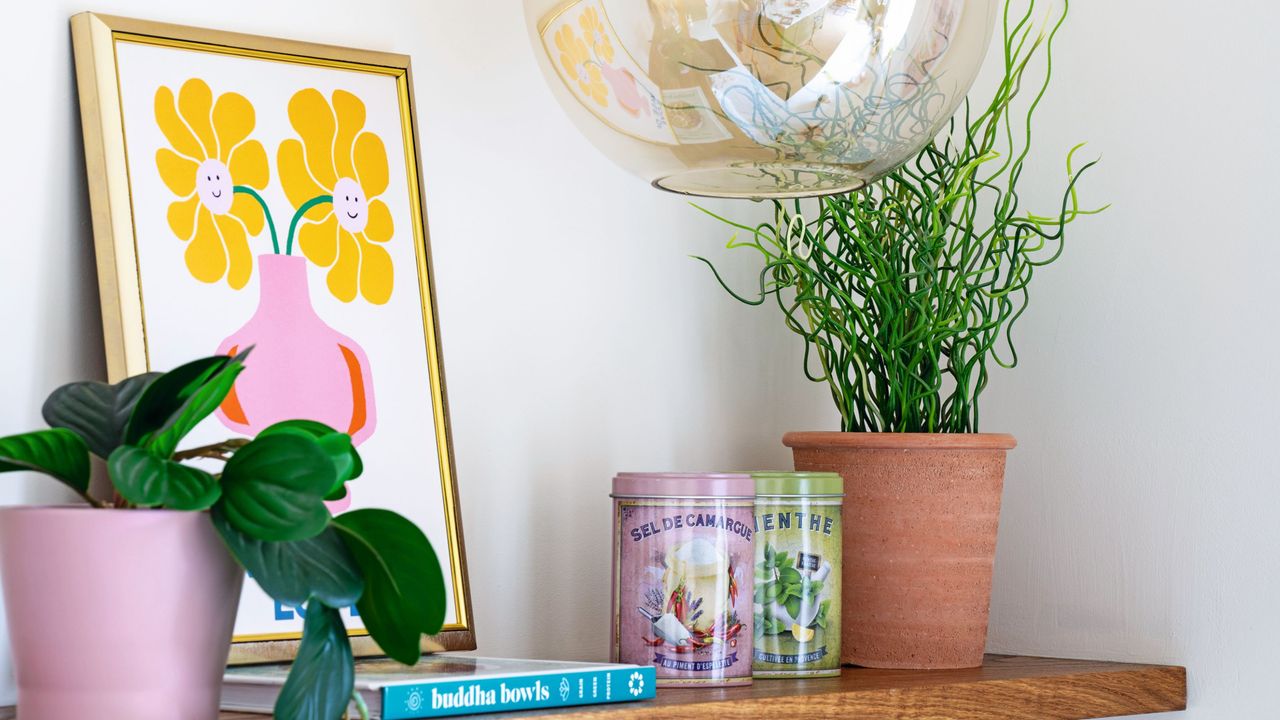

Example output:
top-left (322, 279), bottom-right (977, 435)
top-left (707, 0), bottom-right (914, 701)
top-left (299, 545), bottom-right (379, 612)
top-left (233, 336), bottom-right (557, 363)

top-left (154, 78), bottom-right (268, 289)
top-left (556, 25), bottom-right (609, 107)
top-left (579, 8), bottom-right (615, 64)
top-left (278, 89), bottom-right (394, 305)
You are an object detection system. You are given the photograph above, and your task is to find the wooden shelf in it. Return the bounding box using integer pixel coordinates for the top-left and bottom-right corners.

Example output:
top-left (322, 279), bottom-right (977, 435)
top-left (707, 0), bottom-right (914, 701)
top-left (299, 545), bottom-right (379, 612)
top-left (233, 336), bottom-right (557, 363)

top-left (209, 654), bottom-right (1183, 720)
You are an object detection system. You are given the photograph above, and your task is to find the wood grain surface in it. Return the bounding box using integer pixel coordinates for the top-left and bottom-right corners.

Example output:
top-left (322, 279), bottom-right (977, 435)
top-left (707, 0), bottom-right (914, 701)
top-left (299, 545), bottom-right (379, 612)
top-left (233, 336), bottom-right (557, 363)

top-left (208, 655), bottom-right (1187, 720)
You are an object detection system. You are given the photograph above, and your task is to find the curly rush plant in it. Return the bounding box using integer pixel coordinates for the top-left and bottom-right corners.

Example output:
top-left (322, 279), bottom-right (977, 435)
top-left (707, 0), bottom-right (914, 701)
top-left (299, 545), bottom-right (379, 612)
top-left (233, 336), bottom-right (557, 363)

top-left (0, 351), bottom-right (445, 720)
top-left (696, 0), bottom-right (1104, 434)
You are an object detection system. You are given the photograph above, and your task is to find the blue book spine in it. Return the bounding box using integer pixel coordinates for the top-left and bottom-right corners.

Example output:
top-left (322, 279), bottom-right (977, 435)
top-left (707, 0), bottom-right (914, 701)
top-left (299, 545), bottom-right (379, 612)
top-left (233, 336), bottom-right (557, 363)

top-left (381, 666), bottom-right (657, 719)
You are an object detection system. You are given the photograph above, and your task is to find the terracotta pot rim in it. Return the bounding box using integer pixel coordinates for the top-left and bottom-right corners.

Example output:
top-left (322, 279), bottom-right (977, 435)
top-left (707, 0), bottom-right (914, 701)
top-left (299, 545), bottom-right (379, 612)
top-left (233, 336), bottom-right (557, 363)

top-left (782, 431), bottom-right (1016, 450)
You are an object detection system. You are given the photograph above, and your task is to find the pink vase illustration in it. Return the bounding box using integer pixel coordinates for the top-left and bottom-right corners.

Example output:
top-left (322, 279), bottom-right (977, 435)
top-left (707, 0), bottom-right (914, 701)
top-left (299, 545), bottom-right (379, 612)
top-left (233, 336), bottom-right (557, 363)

top-left (600, 64), bottom-right (650, 119)
top-left (215, 254), bottom-right (376, 512)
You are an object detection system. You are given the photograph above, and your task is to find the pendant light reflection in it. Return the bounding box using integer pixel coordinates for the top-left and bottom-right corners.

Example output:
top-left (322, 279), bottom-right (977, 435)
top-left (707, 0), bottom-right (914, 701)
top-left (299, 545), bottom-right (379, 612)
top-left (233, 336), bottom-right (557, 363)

top-left (526, 0), bottom-right (998, 199)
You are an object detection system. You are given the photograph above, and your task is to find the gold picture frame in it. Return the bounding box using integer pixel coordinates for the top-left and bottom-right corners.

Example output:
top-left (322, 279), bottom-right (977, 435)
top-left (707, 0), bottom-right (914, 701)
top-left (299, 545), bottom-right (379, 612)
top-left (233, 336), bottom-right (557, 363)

top-left (69, 12), bottom-right (475, 663)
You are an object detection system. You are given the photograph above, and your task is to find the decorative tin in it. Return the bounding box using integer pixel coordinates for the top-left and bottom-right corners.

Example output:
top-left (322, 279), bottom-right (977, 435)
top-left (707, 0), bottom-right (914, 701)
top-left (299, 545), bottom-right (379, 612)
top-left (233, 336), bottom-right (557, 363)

top-left (611, 473), bottom-right (755, 688)
top-left (751, 472), bottom-right (844, 678)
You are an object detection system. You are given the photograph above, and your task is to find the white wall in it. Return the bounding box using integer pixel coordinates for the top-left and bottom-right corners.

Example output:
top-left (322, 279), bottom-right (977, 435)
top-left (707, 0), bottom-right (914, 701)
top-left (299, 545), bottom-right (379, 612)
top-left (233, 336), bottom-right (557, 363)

top-left (980, 2), bottom-right (1280, 719)
top-left (1, 1), bottom-right (1273, 718)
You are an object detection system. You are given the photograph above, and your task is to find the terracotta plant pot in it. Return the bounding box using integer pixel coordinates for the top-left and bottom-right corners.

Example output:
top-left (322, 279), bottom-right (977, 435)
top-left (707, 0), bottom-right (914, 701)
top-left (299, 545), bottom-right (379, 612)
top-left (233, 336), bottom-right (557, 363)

top-left (782, 432), bottom-right (1015, 670)
top-left (0, 507), bottom-right (244, 719)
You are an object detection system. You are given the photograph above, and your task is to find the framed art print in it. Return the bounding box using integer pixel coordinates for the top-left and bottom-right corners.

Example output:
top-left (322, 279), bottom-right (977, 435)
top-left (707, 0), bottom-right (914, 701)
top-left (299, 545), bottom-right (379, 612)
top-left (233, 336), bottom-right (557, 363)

top-left (70, 12), bottom-right (475, 661)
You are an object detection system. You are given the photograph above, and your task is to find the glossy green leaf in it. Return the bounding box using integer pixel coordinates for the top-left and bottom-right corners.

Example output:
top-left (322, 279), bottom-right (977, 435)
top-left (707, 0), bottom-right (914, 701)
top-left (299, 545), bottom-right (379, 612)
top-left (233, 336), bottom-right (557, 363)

top-left (124, 356), bottom-right (228, 445)
top-left (41, 373), bottom-right (161, 459)
top-left (144, 360), bottom-right (244, 458)
top-left (126, 353), bottom-right (247, 458)
top-left (211, 506), bottom-right (363, 608)
top-left (335, 509), bottom-right (446, 665)
top-left (315, 434), bottom-right (357, 489)
top-left (259, 420), bottom-right (362, 493)
top-left (324, 483), bottom-right (348, 503)
top-left (220, 434), bottom-right (334, 542)
top-left (108, 445), bottom-right (220, 510)
top-left (0, 429), bottom-right (91, 493)
top-left (274, 602), bottom-right (353, 720)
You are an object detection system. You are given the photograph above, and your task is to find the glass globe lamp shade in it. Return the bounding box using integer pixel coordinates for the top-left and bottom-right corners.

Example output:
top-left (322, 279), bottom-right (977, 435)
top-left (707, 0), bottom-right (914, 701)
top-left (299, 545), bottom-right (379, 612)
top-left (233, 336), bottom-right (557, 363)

top-left (525, 0), bottom-right (998, 198)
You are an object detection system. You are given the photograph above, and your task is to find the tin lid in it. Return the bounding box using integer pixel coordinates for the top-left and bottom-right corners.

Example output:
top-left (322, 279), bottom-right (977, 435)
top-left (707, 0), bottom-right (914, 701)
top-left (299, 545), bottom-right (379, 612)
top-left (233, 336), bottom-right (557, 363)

top-left (611, 472), bottom-right (755, 498)
top-left (752, 472), bottom-right (844, 497)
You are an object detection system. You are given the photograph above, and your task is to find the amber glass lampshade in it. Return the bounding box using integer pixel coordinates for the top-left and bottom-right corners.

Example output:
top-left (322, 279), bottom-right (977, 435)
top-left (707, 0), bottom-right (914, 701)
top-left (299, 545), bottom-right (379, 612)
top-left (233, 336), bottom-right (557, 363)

top-left (525, 0), bottom-right (998, 199)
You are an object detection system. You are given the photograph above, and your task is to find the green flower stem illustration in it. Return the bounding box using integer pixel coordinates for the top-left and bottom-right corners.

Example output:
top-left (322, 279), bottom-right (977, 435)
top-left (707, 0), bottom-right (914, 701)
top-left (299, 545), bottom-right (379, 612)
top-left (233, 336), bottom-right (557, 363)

top-left (232, 185), bottom-right (279, 255)
top-left (286, 195), bottom-right (334, 256)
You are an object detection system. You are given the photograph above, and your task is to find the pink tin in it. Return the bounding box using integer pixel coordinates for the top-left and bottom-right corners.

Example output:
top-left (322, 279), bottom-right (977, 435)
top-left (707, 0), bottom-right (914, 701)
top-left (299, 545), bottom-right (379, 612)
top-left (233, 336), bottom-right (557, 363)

top-left (610, 473), bottom-right (755, 688)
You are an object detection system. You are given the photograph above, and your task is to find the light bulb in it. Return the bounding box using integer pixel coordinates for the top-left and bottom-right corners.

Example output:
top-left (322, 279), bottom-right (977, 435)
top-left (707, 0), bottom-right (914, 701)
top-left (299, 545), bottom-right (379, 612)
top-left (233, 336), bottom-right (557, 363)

top-left (524, 0), bottom-right (998, 199)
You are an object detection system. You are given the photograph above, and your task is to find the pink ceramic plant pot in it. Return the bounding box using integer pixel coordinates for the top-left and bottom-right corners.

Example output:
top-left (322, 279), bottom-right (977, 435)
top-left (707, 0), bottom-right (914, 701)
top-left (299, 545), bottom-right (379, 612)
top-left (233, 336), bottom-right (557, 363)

top-left (215, 253), bottom-right (377, 511)
top-left (0, 507), bottom-right (243, 720)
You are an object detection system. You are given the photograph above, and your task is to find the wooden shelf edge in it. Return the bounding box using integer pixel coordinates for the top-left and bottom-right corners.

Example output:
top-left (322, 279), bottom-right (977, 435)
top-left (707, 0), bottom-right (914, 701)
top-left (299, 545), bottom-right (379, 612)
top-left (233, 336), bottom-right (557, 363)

top-left (3, 655), bottom-right (1188, 720)
top-left (467, 655), bottom-right (1187, 720)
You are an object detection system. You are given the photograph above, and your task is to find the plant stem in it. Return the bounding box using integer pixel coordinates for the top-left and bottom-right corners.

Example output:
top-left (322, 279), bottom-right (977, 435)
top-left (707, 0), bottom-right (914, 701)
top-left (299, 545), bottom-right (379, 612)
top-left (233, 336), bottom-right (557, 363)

top-left (286, 195), bottom-right (334, 256)
top-left (233, 186), bottom-right (280, 254)
top-left (353, 690), bottom-right (370, 720)
top-left (76, 488), bottom-right (108, 509)
top-left (171, 438), bottom-right (250, 462)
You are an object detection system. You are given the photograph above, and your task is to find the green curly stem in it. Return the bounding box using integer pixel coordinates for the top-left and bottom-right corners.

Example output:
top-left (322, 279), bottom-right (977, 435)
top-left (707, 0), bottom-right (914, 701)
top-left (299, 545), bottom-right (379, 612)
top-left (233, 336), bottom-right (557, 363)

top-left (232, 186), bottom-right (279, 254)
top-left (286, 195), bottom-right (334, 257)
top-left (695, 0), bottom-right (1104, 433)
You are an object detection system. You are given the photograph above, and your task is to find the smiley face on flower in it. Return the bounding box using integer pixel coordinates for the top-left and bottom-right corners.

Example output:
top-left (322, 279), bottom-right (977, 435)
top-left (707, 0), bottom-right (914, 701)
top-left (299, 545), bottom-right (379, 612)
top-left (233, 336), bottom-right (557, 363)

top-left (154, 78), bottom-right (268, 289)
top-left (278, 89), bottom-right (394, 305)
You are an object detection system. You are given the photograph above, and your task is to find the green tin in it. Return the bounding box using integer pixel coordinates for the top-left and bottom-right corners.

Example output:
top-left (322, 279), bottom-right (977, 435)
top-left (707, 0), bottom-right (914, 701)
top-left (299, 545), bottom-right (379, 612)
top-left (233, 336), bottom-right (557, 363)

top-left (751, 472), bottom-right (843, 678)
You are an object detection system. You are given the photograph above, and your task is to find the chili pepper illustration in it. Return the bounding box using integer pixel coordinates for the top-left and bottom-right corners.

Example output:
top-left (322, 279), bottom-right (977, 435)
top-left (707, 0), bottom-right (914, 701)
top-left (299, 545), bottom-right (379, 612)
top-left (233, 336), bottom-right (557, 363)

top-left (666, 582), bottom-right (691, 623)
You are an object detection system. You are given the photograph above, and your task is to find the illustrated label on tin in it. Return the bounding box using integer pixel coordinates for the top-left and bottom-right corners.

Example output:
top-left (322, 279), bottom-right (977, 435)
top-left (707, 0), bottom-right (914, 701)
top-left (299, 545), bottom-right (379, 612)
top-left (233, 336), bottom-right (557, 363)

top-left (613, 499), bottom-right (754, 686)
top-left (752, 500), bottom-right (842, 677)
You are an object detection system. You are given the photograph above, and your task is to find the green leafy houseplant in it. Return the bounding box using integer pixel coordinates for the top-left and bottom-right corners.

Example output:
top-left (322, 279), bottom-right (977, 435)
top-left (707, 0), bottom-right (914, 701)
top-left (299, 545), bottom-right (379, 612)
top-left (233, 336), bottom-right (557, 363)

top-left (0, 351), bottom-right (445, 720)
top-left (696, 0), bottom-right (1103, 433)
